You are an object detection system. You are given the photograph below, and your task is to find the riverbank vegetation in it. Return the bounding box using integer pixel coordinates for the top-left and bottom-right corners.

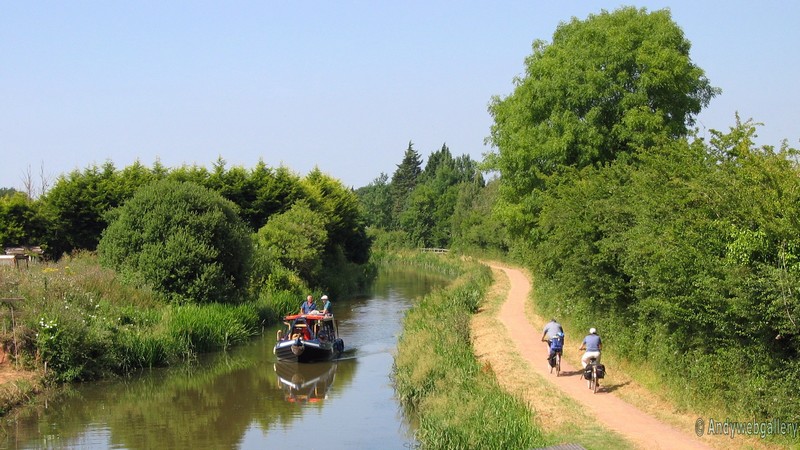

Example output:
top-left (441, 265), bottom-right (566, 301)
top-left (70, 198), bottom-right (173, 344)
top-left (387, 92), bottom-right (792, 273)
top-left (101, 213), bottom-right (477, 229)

top-left (360, 5), bottom-right (800, 437)
top-left (389, 252), bottom-right (546, 449)
top-left (0, 252), bottom-right (280, 382)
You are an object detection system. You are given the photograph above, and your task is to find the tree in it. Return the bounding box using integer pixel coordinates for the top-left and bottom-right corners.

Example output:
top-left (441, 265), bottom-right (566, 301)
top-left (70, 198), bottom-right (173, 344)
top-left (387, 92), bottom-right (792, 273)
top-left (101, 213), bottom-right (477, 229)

top-left (0, 192), bottom-right (47, 248)
top-left (255, 200), bottom-right (328, 285)
top-left (487, 7), bottom-right (718, 238)
top-left (98, 180), bottom-right (252, 304)
top-left (356, 173), bottom-right (393, 229)
top-left (42, 162), bottom-right (123, 257)
top-left (0, 188), bottom-right (18, 198)
top-left (450, 178), bottom-right (508, 252)
top-left (389, 141), bottom-right (422, 226)
top-left (303, 168), bottom-right (370, 264)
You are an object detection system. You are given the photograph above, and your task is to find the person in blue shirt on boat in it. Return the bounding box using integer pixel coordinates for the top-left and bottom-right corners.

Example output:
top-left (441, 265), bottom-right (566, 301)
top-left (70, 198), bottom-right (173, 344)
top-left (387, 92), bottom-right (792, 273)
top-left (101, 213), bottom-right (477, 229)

top-left (321, 295), bottom-right (331, 315)
top-left (300, 295), bottom-right (316, 314)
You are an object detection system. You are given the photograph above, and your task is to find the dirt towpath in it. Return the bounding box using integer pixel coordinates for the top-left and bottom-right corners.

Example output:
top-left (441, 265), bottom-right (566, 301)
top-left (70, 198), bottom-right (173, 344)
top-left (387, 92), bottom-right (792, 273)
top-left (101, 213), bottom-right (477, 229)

top-left (480, 264), bottom-right (712, 450)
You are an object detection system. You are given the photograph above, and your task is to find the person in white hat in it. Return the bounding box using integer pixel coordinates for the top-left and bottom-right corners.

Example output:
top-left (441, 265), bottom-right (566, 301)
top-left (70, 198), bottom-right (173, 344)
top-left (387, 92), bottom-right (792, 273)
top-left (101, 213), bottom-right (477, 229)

top-left (578, 327), bottom-right (602, 368)
top-left (321, 295), bottom-right (332, 315)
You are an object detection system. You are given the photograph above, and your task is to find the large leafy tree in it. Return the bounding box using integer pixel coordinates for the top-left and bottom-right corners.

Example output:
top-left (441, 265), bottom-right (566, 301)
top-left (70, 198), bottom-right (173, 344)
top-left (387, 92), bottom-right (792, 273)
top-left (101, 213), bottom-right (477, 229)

top-left (487, 7), bottom-right (718, 237)
top-left (303, 168), bottom-right (370, 264)
top-left (98, 180), bottom-right (252, 304)
top-left (255, 200), bottom-right (328, 285)
top-left (355, 173), bottom-right (392, 229)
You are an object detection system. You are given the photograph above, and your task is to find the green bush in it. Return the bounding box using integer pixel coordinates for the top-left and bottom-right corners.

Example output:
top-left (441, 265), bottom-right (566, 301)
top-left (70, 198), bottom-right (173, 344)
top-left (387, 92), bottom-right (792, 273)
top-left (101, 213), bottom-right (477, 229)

top-left (98, 179), bottom-right (253, 304)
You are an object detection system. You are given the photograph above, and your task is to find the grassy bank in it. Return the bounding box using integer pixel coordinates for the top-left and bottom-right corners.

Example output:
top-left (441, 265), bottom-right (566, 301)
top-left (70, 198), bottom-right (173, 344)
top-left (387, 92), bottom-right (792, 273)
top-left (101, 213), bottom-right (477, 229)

top-left (0, 252), bottom-right (301, 388)
top-left (389, 251), bottom-right (546, 449)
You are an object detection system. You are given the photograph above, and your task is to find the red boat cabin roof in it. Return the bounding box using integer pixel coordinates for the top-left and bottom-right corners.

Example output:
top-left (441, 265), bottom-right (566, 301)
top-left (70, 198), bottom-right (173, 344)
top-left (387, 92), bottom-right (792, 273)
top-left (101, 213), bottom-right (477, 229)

top-left (283, 313), bottom-right (331, 321)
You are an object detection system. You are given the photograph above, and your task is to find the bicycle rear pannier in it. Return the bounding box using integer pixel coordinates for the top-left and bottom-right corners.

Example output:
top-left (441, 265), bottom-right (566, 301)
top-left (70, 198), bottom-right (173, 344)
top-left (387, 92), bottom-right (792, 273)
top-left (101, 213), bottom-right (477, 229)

top-left (595, 364), bottom-right (606, 379)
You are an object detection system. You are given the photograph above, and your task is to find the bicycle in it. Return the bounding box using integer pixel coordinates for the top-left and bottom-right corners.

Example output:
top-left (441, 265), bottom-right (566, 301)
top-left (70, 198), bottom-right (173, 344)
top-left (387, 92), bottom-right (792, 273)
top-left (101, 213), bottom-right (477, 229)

top-left (543, 335), bottom-right (564, 376)
top-left (585, 357), bottom-right (604, 393)
top-left (550, 349), bottom-right (562, 376)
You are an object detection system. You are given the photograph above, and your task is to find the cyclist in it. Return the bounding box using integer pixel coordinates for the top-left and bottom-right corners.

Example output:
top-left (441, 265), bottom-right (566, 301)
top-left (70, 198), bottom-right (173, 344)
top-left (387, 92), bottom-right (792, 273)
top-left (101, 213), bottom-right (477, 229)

top-left (541, 318), bottom-right (563, 344)
top-left (547, 331), bottom-right (565, 364)
top-left (578, 327), bottom-right (602, 368)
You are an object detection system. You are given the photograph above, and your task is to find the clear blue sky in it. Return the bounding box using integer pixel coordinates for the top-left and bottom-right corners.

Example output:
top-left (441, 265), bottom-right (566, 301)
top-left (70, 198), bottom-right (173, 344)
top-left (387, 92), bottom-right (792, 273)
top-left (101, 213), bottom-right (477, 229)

top-left (2, 1), bottom-right (798, 191)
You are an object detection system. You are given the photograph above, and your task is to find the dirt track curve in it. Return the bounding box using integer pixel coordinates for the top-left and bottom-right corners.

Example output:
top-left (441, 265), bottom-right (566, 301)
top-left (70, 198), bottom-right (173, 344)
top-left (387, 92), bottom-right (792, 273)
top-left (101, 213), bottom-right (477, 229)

top-left (486, 264), bottom-right (712, 450)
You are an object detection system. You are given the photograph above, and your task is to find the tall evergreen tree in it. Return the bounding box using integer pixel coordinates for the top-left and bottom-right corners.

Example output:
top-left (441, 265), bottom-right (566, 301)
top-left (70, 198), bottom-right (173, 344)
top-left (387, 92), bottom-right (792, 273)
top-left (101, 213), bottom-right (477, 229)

top-left (389, 141), bottom-right (422, 227)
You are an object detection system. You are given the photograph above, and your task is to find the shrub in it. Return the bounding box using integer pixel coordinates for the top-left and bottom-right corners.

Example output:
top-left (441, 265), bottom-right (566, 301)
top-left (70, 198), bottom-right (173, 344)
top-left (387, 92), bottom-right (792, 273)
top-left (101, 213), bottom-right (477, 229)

top-left (98, 180), bottom-right (253, 304)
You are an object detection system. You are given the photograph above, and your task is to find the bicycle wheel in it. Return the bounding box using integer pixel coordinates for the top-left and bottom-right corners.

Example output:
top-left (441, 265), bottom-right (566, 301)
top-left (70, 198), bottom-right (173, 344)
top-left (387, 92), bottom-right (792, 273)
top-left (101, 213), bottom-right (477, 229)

top-left (555, 354), bottom-right (561, 376)
top-left (592, 368), bottom-right (598, 394)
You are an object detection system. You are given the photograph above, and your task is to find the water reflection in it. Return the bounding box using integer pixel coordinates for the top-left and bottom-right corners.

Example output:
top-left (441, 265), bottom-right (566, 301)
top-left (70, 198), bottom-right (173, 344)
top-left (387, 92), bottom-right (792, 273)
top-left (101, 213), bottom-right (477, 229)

top-left (274, 362), bottom-right (337, 404)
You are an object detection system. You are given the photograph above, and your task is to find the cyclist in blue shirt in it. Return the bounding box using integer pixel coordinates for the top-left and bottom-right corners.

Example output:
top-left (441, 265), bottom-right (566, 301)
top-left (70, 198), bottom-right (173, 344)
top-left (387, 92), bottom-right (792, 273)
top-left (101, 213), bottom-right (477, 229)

top-left (541, 318), bottom-right (563, 359)
top-left (579, 327), bottom-right (602, 368)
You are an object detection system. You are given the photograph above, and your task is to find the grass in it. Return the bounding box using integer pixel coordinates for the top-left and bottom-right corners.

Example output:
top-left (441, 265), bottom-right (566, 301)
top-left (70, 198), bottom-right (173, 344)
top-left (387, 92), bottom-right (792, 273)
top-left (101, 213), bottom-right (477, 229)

top-left (391, 252), bottom-right (547, 449)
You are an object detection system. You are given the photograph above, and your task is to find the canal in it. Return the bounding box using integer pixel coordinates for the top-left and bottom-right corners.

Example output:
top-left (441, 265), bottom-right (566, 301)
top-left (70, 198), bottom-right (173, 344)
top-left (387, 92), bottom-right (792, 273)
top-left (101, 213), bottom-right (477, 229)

top-left (0, 267), bottom-right (449, 449)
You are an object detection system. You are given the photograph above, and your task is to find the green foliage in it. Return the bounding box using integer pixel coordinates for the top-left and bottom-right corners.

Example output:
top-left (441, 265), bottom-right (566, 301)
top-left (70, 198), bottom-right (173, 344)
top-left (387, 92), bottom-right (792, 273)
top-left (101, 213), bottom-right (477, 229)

top-left (255, 200), bottom-right (328, 285)
top-left (0, 253), bottom-right (290, 383)
top-left (0, 187), bottom-right (19, 198)
top-left (0, 192), bottom-right (47, 248)
top-left (531, 119), bottom-right (800, 421)
top-left (303, 168), bottom-right (371, 264)
top-left (42, 162), bottom-right (133, 257)
top-left (98, 180), bottom-right (253, 304)
top-left (165, 303), bottom-right (259, 353)
top-left (399, 144), bottom-right (485, 248)
top-left (487, 6), bottom-right (719, 236)
top-left (450, 179), bottom-right (509, 252)
top-left (362, 141), bottom-right (490, 252)
top-left (202, 158), bottom-right (304, 231)
top-left (355, 173), bottom-right (393, 229)
top-left (389, 141), bottom-right (423, 225)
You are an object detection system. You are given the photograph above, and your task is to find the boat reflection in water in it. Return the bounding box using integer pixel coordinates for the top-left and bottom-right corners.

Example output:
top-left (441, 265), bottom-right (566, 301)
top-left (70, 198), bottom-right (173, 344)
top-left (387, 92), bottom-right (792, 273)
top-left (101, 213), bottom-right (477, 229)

top-left (274, 361), bottom-right (338, 403)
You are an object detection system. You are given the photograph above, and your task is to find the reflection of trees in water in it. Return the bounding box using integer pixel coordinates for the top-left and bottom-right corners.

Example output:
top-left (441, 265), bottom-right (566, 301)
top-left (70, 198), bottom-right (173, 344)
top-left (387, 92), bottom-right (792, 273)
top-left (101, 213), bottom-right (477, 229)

top-left (368, 267), bottom-right (450, 301)
top-left (3, 347), bottom-right (361, 449)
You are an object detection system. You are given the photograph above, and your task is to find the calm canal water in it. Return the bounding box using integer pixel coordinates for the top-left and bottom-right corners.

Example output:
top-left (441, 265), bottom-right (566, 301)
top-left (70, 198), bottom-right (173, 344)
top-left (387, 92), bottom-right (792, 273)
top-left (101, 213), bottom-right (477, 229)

top-left (0, 267), bottom-right (448, 450)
